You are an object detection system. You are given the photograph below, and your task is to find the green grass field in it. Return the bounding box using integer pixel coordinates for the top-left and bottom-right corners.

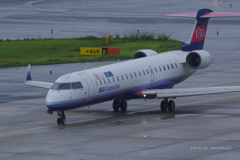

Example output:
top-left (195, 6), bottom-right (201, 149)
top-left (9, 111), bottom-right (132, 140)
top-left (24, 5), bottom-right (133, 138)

top-left (0, 36), bottom-right (184, 68)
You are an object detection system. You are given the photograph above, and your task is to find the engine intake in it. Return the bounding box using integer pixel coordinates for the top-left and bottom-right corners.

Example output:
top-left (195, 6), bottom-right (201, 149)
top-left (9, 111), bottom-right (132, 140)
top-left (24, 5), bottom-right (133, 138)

top-left (132, 49), bottom-right (157, 59)
top-left (186, 50), bottom-right (212, 69)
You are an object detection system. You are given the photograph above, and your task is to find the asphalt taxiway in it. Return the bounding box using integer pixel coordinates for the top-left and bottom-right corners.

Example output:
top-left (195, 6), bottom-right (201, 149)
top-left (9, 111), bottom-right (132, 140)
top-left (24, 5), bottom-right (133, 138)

top-left (1, 0), bottom-right (240, 159)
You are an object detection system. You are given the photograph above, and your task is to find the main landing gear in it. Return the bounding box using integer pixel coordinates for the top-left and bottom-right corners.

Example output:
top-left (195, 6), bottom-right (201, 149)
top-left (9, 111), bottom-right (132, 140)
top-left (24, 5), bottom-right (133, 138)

top-left (160, 98), bottom-right (175, 112)
top-left (112, 99), bottom-right (127, 111)
top-left (57, 110), bottom-right (66, 125)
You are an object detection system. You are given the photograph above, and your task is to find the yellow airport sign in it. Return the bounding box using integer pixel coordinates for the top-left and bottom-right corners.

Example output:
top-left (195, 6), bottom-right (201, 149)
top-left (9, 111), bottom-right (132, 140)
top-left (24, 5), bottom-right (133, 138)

top-left (80, 47), bottom-right (102, 56)
top-left (102, 34), bottom-right (113, 44)
top-left (105, 35), bottom-right (109, 44)
top-left (110, 34), bottom-right (113, 43)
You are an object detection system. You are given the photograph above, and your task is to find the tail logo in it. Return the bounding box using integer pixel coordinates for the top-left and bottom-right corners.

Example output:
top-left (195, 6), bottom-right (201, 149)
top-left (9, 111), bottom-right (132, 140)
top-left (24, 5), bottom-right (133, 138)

top-left (190, 25), bottom-right (207, 43)
top-left (196, 28), bottom-right (205, 38)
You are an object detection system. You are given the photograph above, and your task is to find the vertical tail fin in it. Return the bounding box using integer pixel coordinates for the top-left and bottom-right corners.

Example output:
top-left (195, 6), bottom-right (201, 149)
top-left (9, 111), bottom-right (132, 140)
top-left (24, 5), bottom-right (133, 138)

top-left (26, 64), bottom-right (32, 82)
top-left (166, 8), bottom-right (240, 51)
top-left (181, 9), bottom-right (213, 51)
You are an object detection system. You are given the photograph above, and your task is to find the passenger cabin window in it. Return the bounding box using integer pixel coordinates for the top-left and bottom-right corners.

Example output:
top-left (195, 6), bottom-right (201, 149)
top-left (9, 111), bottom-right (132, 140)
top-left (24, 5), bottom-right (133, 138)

top-left (155, 67), bottom-right (157, 73)
top-left (59, 83), bottom-right (71, 90)
top-left (112, 77), bottom-right (115, 82)
top-left (95, 81), bottom-right (98, 87)
top-left (121, 75), bottom-right (124, 80)
top-left (125, 74), bottom-right (128, 79)
top-left (138, 71), bottom-right (141, 76)
top-left (150, 68), bottom-right (153, 73)
top-left (163, 66), bottom-right (166, 71)
top-left (108, 77), bottom-right (111, 83)
top-left (171, 64), bottom-right (174, 69)
top-left (130, 73), bottom-right (133, 78)
top-left (99, 80), bottom-right (102, 85)
top-left (159, 66), bottom-right (162, 72)
top-left (117, 76), bottom-right (119, 81)
top-left (72, 82), bottom-right (83, 89)
top-left (134, 72), bottom-right (137, 77)
top-left (142, 70), bottom-right (145, 75)
top-left (103, 79), bottom-right (106, 84)
top-left (146, 69), bottom-right (149, 74)
top-left (167, 65), bottom-right (170, 70)
top-left (175, 63), bottom-right (178, 68)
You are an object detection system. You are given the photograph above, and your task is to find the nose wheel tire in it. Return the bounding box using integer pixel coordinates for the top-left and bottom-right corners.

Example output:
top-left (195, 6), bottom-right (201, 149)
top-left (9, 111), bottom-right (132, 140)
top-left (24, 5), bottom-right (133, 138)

top-left (57, 110), bottom-right (66, 125)
top-left (57, 117), bottom-right (66, 125)
top-left (57, 118), bottom-right (61, 124)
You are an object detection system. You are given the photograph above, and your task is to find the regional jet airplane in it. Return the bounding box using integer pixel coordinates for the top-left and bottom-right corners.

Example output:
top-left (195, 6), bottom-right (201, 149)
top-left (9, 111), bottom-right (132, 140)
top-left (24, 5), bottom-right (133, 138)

top-left (25, 9), bottom-right (240, 124)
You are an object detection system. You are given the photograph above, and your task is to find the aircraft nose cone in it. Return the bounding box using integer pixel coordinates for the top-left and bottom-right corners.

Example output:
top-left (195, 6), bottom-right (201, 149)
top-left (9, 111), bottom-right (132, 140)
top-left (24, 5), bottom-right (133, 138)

top-left (46, 96), bottom-right (56, 103)
top-left (46, 92), bottom-right (56, 105)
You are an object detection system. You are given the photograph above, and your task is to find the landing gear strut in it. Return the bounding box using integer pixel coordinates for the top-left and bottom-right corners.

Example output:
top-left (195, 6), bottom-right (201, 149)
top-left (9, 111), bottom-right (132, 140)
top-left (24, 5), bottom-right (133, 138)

top-left (57, 110), bottom-right (66, 125)
top-left (112, 99), bottom-right (127, 111)
top-left (160, 99), bottom-right (175, 112)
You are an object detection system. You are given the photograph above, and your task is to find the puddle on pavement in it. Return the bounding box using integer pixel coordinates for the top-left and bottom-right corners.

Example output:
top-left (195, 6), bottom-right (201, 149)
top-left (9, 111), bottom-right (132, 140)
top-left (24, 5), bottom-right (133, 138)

top-left (106, 113), bottom-right (217, 126)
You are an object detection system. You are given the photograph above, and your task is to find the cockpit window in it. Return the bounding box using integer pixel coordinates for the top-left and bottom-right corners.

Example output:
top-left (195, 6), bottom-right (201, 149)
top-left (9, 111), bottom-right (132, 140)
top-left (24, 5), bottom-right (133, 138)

top-left (59, 83), bottom-right (71, 90)
top-left (51, 83), bottom-right (60, 90)
top-left (72, 82), bottom-right (83, 89)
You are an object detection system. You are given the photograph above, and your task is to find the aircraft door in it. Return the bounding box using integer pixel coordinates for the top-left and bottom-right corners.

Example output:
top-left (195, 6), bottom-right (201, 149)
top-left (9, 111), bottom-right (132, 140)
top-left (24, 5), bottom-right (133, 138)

top-left (78, 73), bottom-right (95, 101)
top-left (148, 66), bottom-right (154, 81)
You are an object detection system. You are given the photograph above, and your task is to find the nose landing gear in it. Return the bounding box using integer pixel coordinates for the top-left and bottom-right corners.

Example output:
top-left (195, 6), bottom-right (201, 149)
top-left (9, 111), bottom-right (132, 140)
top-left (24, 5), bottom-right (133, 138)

top-left (57, 110), bottom-right (66, 125)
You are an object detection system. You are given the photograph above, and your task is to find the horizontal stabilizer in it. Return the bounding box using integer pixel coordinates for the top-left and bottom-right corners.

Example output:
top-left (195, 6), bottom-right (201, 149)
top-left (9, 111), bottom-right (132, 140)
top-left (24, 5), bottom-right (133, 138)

top-left (165, 12), bottom-right (240, 18)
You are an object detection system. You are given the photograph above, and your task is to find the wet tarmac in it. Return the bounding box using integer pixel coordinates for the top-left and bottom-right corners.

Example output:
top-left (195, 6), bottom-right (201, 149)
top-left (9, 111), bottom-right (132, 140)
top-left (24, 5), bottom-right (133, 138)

top-left (1, 0), bottom-right (240, 159)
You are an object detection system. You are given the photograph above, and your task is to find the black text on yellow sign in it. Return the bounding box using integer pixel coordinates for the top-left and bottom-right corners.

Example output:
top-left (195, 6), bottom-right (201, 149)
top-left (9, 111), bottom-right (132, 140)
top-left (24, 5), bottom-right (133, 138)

top-left (80, 47), bottom-right (102, 55)
top-left (80, 47), bottom-right (119, 56)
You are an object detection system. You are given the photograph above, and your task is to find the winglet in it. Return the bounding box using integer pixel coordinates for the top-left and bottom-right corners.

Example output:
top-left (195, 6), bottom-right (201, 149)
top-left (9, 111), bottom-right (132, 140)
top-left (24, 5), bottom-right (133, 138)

top-left (26, 64), bottom-right (32, 82)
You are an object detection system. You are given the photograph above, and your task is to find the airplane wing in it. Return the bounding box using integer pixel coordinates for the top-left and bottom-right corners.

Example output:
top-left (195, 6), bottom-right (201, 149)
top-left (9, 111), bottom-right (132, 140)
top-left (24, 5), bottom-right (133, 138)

top-left (25, 81), bottom-right (53, 89)
top-left (141, 86), bottom-right (240, 99)
top-left (25, 65), bottom-right (53, 89)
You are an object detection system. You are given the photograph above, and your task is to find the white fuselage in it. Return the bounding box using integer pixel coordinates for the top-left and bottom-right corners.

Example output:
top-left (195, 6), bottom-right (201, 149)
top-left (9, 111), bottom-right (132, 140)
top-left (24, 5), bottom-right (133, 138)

top-left (46, 50), bottom-right (196, 111)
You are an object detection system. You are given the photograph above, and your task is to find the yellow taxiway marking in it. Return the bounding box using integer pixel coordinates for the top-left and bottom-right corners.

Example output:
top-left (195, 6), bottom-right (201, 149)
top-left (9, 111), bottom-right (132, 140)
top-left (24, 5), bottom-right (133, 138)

top-left (213, 0), bottom-right (239, 10)
top-left (29, 0), bottom-right (47, 10)
top-left (0, 109), bottom-right (24, 113)
top-left (0, 125), bottom-right (54, 136)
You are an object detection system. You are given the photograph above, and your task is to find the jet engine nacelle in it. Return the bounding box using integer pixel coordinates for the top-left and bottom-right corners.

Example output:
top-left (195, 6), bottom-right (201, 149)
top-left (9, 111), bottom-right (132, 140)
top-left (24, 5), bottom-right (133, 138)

top-left (132, 49), bottom-right (157, 59)
top-left (186, 50), bottom-right (212, 69)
